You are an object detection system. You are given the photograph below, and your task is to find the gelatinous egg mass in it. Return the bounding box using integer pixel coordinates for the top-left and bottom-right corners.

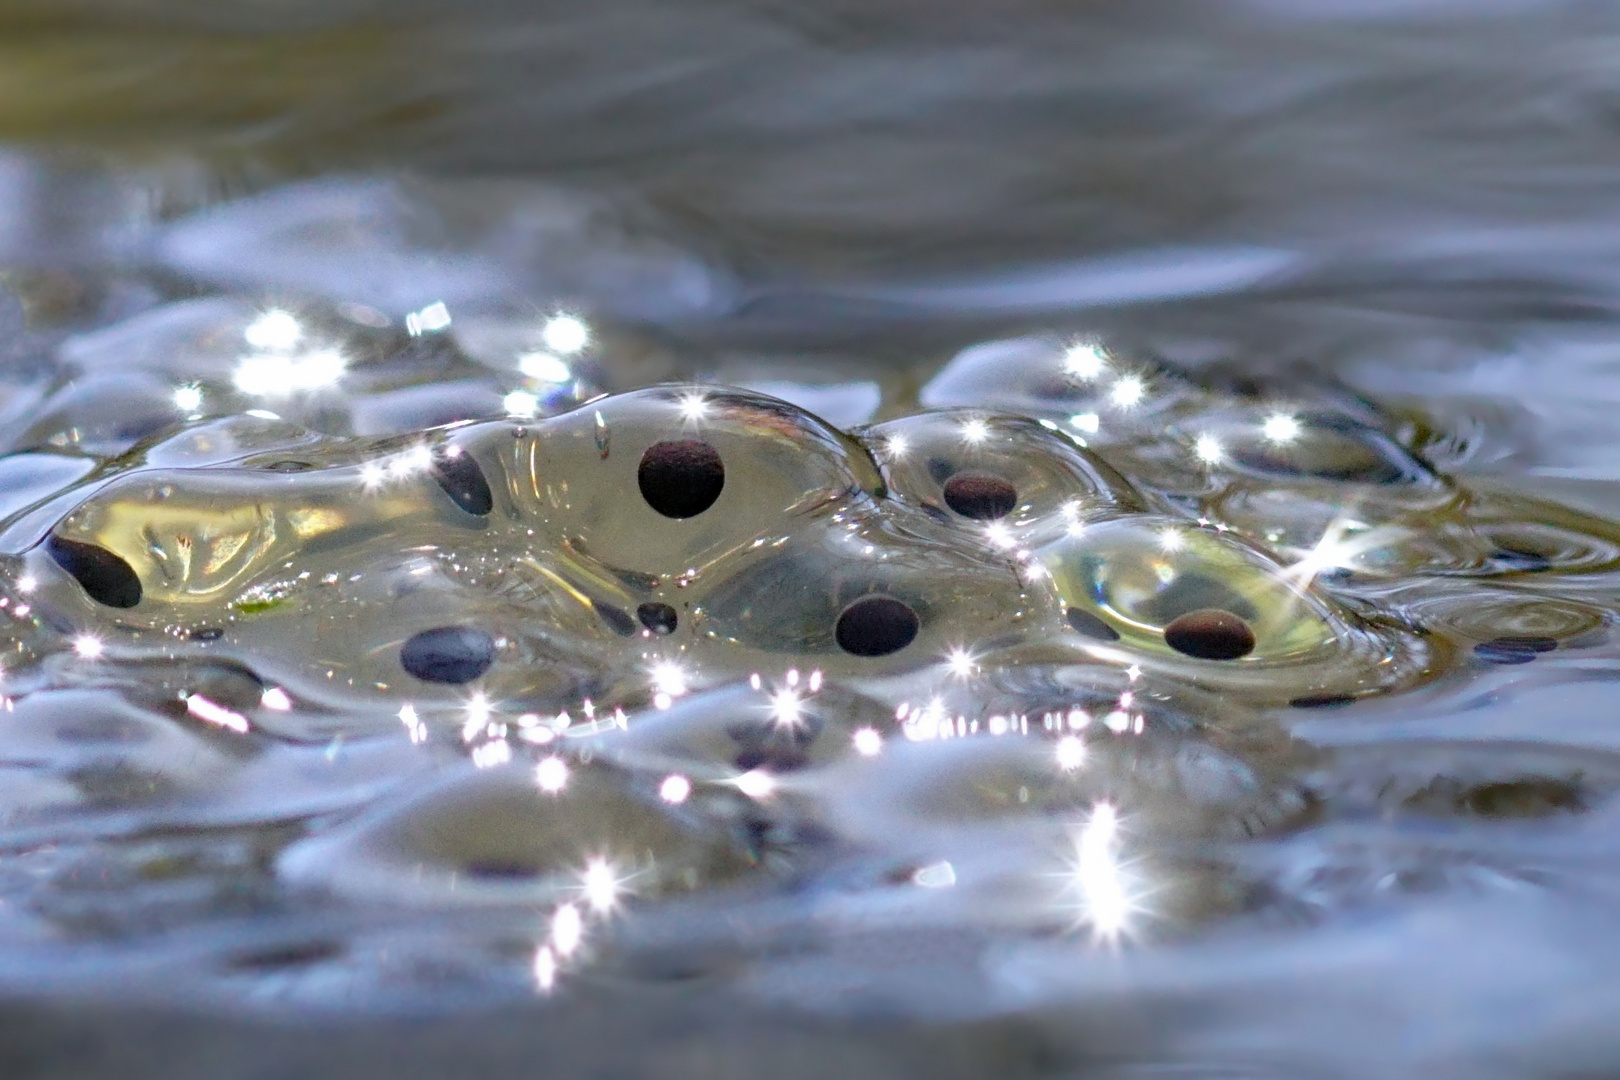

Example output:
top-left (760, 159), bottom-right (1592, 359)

top-left (1, 316), bottom-right (1618, 1013)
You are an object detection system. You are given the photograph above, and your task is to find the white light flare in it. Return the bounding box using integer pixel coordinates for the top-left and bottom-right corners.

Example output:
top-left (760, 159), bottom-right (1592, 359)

top-left (733, 769), bottom-right (775, 800)
top-left (173, 384), bottom-right (203, 413)
top-left (541, 315), bottom-right (591, 355)
top-left (260, 687), bottom-right (293, 711)
top-left (461, 692), bottom-right (494, 742)
top-left (535, 755), bottom-right (569, 794)
top-left (243, 310), bottom-right (302, 352)
top-left (650, 661), bottom-right (689, 710)
top-left (768, 687), bottom-right (804, 729)
top-left (533, 945), bottom-right (558, 993)
top-left (676, 392), bottom-right (710, 424)
top-left (387, 444), bottom-right (433, 480)
top-left (518, 351), bottom-right (571, 383)
top-left (1072, 802), bottom-right (1133, 941)
top-left (185, 694), bottom-right (251, 734)
top-left (73, 634), bottom-right (104, 660)
top-left (398, 703), bottom-right (428, 744)
top-left (959, 418), bottom-right (990, 445)
top-left (233, 349), bottom-right (346, 396)
top-left (581, 857), bottom-right (625, 914)
top-left (1109, 375), bottom-right (1146, 409)
top-left (1262, 413), bottom-right (1302, 444)
top-left (1283, 518), bottom-right (1390, 590)
top-left (659, 774), bottom-right (692, 804)
top-left (883, 434), bottom-right (909, 459)
top-left (853, 727), bottom-right (883, 756)
top-left (1062, 342), bottom-right (1108, 380)
top-left (944, 646), bottom-right (977, 680)
top-left (504, 390), bottom-right (540, 418)
top-left (1055, 735), bottom-right (1086, 771)
top-left (984, 521), bottom-right (1017, 550)
top-left (551, 903), bottom-right (584, 958)
top-left (405, 301), bottom-right (451, 336)
top-left (1193, 433), bottom-right (1224, 465)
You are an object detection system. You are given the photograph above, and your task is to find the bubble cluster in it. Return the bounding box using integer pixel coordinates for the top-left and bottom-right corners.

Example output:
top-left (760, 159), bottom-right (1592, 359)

top-left (0, 310), bottom-right (1615, 1009)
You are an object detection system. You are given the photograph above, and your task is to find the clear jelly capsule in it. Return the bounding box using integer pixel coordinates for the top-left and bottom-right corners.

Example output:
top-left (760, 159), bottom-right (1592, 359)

top-left (488, 385), bottom-right (886, 577)
top-left (1174, 406), bottom-right (1441, 487)
top-left (0, 688), bottom-right (240, 822)
top-left (10, 372), bottom-right (189, 458)
top-left (575, 681), bottom-right (897, 781)
top-left (919, 336), bottom-right (1202, 444)
top-left (806, 715), bottom-right (1310, 857)
top-left (694, 506), bottom-right (1042, 671)
top-left (1209, 484), bottom-right (1481, 577)
top-left (1312, 740), bottom-right (1620, 822)
top-left (277, 760), bottom-right (757, 907)
top-left (55, 295), bottom-right (517, 439)
top-left (1034, 516), bottom-right (1433, 702)
top-left (860, 410), bottom-right (1149, 547)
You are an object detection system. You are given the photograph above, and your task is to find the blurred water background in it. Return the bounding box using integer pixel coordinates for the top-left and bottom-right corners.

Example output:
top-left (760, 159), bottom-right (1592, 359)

top-left (6, 1), bottom-right (1620, 1077)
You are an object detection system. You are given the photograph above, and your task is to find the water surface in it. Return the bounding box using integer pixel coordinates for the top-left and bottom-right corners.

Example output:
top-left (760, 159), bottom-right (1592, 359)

top-left (4, 3), bottom-right (1620, 1077)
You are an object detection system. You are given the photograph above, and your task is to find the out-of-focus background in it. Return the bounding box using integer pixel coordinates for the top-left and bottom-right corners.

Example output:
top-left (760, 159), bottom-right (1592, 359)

top-left (7, 0), bottom-right (1620, 469)
top-left (4, 0), bottom-right (1620, 334)
top-left (8, 3), bottom-right (1620, 1078)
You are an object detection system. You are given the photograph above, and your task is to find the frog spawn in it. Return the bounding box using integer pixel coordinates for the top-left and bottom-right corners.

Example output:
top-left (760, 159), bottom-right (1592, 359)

top-left (0, 361), bottom-right (1614, 1001)
top-left (923, 335), bottom-right (1620, 580)
top-left (18, 385), bottom-right (1429, 735)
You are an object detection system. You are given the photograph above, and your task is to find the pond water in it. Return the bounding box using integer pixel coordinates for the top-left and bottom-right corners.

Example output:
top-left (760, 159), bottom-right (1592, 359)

top-left (5, 2), bottom-right (1620, 1077)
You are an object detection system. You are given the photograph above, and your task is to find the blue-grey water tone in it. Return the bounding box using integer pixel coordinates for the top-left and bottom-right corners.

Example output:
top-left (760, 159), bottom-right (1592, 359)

top-left (5, 2), bottom-right (1620, 1077)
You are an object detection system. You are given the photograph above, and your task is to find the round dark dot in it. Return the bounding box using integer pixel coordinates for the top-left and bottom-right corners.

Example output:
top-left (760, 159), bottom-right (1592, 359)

top-left (1163, 608), bottom-right (1256, 661)
top-left (1064, 606), bottom-right (1120, 642)
top-left (735, 746), bottom-right (810, 772)
top-left (637, 602), bottom-right (679, 635)
top-left (942, 473), bottom-right (1018, 520)
top-left (638, 440), bottom-right (725, 519)
top-left (264, 460), bottom-right (313, 473)
top-left (399, 626), bottom-right (496, 684)
top-left (1488, 635), bottom-right (1558, 653)
top-left (835, 596), bottom-right (920, 657)
top-left (464, 860), bottom-right (539, 880)
top-left (1290, 693), bottom-right (1357, 709)
top-left (430, 447), bottom-right (493, 516)
top-left (1473, 636), bottom-right (1557, 665)
top-left (45, 534), bottom-right (142, 608)
top-left (225, 941), bottom-right (344, 972)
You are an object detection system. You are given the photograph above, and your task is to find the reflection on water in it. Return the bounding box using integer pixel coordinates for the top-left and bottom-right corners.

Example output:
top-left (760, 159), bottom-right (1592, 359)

top-left (6, 2), bottom-right (1620, 1077)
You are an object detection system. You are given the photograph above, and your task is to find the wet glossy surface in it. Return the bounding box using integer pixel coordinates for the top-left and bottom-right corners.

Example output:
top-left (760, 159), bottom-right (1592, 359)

top-left (10, 3), bottom-right (1620, 1076)
top-left (0, 307), bottom-right (1617, 1063)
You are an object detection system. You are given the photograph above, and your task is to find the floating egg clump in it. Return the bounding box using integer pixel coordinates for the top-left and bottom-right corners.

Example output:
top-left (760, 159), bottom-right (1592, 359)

top-left (1, 312), bottom-right (1618, 1009)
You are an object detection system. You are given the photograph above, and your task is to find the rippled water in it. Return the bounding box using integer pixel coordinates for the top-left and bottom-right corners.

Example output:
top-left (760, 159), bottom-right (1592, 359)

top-left (10, 2), bottom-right (1620, 1078)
